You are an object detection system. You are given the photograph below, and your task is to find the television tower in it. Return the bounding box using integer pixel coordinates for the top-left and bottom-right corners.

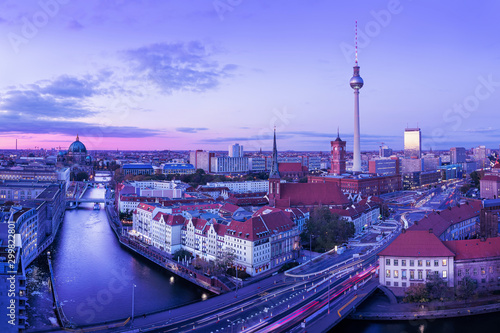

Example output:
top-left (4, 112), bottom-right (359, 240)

top-left (350, 21), bottom-right (364, 173)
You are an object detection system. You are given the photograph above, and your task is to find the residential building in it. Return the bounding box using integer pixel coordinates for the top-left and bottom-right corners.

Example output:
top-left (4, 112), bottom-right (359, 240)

top-left (210, 157), bottom-right (249, 174)
top-left (445, 238), bottom-right (500, 292)
top-left (189, 150), bottom-right (214, 173)
top-left (409, 201), bottom-right (482, 241)
top-left (204, 181), bottom-right (269, 193)
top-left (229, 143), bottom-right (244, 158)
top-left (450, 147), bottom-right (466, 164)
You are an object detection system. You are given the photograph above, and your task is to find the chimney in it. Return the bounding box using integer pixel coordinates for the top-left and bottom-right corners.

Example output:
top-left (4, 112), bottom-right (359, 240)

top-left (402, 228), bottom-right (406, 233)
top-left (429, 228), bottom-right (433, 234)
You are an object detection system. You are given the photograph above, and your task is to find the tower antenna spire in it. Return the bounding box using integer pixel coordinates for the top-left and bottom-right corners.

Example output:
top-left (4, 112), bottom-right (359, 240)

top-left (355, 20), bottom-right (358, 65)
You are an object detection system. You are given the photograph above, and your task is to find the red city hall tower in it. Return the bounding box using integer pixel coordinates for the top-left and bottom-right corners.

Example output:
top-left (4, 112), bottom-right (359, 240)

top-left (330, 130), bottom-right (346, 175)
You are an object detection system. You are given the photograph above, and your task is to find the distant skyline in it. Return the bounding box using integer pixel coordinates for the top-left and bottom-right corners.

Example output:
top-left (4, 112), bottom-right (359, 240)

top-left (0, 0), bottom-right (499, 151)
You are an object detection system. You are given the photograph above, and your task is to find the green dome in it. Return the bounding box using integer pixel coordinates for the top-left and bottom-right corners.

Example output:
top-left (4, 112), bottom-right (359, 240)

top-left (68, 135), bottom-right (87, 153)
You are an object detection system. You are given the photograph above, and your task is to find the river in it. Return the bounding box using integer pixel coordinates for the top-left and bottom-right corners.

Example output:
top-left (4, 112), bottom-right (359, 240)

top-left (26, 186), bottom-right (207, 331)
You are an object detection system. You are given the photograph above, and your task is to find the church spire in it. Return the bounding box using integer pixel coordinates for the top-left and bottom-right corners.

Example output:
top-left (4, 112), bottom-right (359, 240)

top-left (76, 134), bottom-right (80, 141)
top-left (269, 127), bottom-right (280, 179)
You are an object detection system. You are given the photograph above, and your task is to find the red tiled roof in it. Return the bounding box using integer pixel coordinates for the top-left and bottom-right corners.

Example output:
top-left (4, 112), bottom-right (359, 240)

top-left (409, 201), bottom-right (481, 236)
top-left (444, 238), bottom-right (500, 260)
top-left (226, 211), bottom-right (294, 241)
top-left (220, 202), bottom-right (240, 214)
top-left (377, 230), bottom-right (455, 257)
top-left (481, 175), bottom-right (500, 182)
top-left (153, 212), bottom-right (185, 226)
top-left (279, 162), bottom-right (303, 173)
top-left (137, 203), bottom-right (156, 212)
top-left (278, 182), bottom-right (349, 207)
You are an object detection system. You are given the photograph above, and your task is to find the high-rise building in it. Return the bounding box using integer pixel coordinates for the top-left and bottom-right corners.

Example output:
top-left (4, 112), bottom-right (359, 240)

top-left (330, 130), bottom-right (346, 175)
top-left (404, 128), bottom-right (421, 159)
top-left (450, 147), bottom-right (466, 164)
top-left (189, 150), bottom-right (214, 173)
top-left (379, 145), bottom-right (393, 158)
top-left (350, 22), bottom-right (364, 173)
top-left (228, 143), bottom-right (244, 158)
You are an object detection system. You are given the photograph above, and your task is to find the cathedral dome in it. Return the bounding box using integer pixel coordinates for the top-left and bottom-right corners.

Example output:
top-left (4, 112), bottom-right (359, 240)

top-left (68, 135), bottom-right (87, 153)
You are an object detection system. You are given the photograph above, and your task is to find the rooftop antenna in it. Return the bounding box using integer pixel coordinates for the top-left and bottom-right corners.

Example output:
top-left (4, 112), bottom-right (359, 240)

top-left (355, 20), bottom-right (358, 65)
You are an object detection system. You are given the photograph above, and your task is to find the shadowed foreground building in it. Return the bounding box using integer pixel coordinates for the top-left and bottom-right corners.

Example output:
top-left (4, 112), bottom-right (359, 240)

top-left (378, 229), bottom-right (500, 295)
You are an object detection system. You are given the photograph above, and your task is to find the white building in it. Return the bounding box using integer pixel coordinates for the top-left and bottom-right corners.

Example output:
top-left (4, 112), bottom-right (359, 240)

top-left (132, 203), bottom-right (170, 244)
top-left (151, 212), bottom-right (184, 253)
top-left (210, 157), bottom-right (249, 174)
top-left (204, 180), bottom-right (269, 193)
top-left (378, 230), bottom-right (455, 293)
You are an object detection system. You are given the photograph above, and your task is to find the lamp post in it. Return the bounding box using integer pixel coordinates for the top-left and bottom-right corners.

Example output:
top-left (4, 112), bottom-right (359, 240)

top-left (131, 284), bottom-right (136, 323)
top-left (328, 277), bottom-right (331, 314)
top-left (309, 234), bottom-right (314, 262)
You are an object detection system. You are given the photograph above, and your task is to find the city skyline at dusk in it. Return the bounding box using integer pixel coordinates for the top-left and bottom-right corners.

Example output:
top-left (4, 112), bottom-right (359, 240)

top-left (1, 0), bottom-right (499, 152)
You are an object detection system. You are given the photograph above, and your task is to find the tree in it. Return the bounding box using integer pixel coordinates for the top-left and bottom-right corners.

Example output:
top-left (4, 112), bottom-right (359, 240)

top-left (75, 171), bottom-right (89, 181)
top-left (214, 249), bottom-right (236, 275)
top-left (403, 283), bottom-right (429, 303)
top-left (425, 273), bottom-right (450, 301)
top-left (457, 276), bottom-right (477, 302)
top-left (298, 176), bottom-right (308, 183)
top-left (172, 249), bottom-right (192, 262)
top-left (303, 206), bottom-right (355, 252)
top-left (470, 171), bottom-right (481, 188)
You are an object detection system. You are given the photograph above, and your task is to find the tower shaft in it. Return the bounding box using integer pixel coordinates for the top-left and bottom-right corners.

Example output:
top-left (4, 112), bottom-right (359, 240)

top-left (353, 89), bottom-right (361, 172)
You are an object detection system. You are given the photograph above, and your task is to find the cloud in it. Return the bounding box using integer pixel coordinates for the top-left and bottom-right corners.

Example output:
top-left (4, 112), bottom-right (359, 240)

top-left (0, 73), bottom-right (160, 139)
top-left (35, 75), bottom-right (102, 98)
top-left (176, 127), bottom-right (209, 133)
top-left (0, 117), bottom-right (161, 138)
top-left (463, 127), bottom-right (496, 133)
top-left (67, 20), bottom-right (84, 30)
top-left (0, 89), bottom-right (94, 119)
top-left (123, 41), bottom-right (237, 93)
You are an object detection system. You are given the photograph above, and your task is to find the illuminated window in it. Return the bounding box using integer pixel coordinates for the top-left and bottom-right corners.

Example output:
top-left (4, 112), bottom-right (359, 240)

top-left (442, 259), bottom-right (447, 266)
top-left (442, 270), bottom-right (447, 278)
top-left (386, 269), bottom-right (391, 278)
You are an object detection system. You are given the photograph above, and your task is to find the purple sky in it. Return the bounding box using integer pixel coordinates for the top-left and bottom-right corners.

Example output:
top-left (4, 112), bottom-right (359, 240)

top-left (0, 0), bottom-right (499, 151)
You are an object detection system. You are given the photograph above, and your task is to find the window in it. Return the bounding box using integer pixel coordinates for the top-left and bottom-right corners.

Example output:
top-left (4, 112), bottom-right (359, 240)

top-left (426, 260), bottom-right (431, 267)
top-left (481, 278), bottom-right (486, 283)
top-left (394, 282), bottom-right (399, 287)
top-left (442, 259), bottom-right (447, 266)
top-left (402, 282), bottom-right (407, 287)
top-left (394, 270), bottom-right (399, 278)
top-left (401, 260), bottom-right (406, 267)
top-left (426, 270), bottom-right (432, 278)
top-left (386, 259), bottom-right (390, 266)
top-left (481, 267), bottom-right (486, 275)
top-left (394, 259), bottom-right (398, 266)
top-left (386, 270), bottom-right (391, 278)
top-left (466, 268), bottom-right (470, 275)
top-left (458, 269), bottom-right (462, 277)
top-left (402, 270), bottom-right (407, 280)
top-left (410, 260), bottom-right (414, 267)
top-left (386, 281), bottom-right (391, 286)
top-left (410, 270), bottom-right (415, 280)
top-left (442, 270), bottom-right (447, 278)
top-left (418, 271), bottom-right (423, 280)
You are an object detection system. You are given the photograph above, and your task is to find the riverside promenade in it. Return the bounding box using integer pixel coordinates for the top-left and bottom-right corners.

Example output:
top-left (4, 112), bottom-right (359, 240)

top-left (350, 293), bottom-right (500, 321)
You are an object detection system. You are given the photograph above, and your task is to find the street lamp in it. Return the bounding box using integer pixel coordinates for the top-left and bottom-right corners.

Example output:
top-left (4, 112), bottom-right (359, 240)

top-left (131, 284), bottom-right (136, 323)
top-left (310, 234), bottom-right (314, 262)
